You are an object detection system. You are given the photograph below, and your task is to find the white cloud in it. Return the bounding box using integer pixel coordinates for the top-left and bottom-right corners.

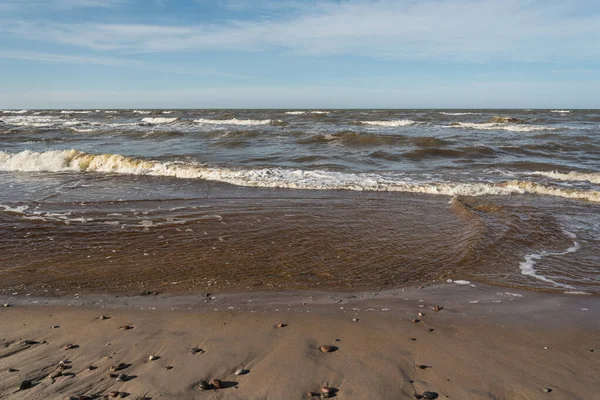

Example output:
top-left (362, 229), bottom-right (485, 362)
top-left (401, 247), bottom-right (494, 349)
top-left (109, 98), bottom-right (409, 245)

top-left (0, 0), bottom-right (126, 11)
top-left (1, 0), bottom-right (599, 62)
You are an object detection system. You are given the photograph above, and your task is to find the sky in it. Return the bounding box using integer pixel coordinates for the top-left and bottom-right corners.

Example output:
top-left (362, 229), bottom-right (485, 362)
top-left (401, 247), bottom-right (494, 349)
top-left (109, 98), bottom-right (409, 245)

top-left (0, 0), bottom-right (599, 108)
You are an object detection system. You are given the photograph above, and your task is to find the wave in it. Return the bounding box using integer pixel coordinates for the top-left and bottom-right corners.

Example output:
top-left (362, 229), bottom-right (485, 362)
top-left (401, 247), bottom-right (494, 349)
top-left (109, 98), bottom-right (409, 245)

top-left (104, 110), bottom-right (118, 114)
top-left (357, 120), bottom-right (416, 127)
top-left (1, 149), bottom-right (599, 203)
top-left (193, 118), bottom-right (276, 126)
top-left (551, 110), bottom-right (571, 113)
top-left (140, 117), bottom-right (178, 125)
top-left (1, 115), bottom-right (64, 127)
top-left (1, 109), bottom-right (28, 114)
top-left (133, 110), bottom-right (151, 114)
top-left (285, 111), bottom-right (306, 115)
top-left (450, 122), bottom-right (557, 132)
top-left (439, 112), bottom-right (480, 116)
top-left (60, 110), bottom-right (90, 114)
top-left (531, 170), bottom-right (600, 184)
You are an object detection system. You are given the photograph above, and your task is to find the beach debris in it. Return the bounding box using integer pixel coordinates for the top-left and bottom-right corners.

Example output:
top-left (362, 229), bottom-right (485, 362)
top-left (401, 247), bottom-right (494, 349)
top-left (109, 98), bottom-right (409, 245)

top-left (352, 318), bottom-right (359, 322)
top-left (119, 325), bottom-right (134, 330)
top-left (210, 378), bottom-right (222, 389)
top-left (18, 380), bottom-right (33, 390)
top-left (3, 303), bottom-right (10, 307)
top-left (422, 391), bottom-right (439, 399)
top-left (320, 387), bottom-right (334, 398)
top-left (418, 312), bottom-right (425, 317)
top-left (235, 367), bottom-right (249, 376)
top-left (64, 343), bottom-right (77, 350)
top-left (198, 380), bottom-right (210, 390)
top-left (542, 388), bottom-right (553, 393)
top-left (319, 345), bottom-right (337, 353)
top-left (276, 323), bottom-right (287, 328)
top-left (51, 325), bottom-right (60, 329)
top-left (110, 363), bottom-right (127, 372)
top-left (433, 306), bottom-right (443, 312)
top-left (98, 315), bottom-right (109, 320)
top-left (418, 364), bottom-right (430, 370)
top-left (412, 319), bottom-right (421, 323)
top-left (148, 355), bottom-right (159, 361)
top-left (190, 347), bottom-right (205, 354)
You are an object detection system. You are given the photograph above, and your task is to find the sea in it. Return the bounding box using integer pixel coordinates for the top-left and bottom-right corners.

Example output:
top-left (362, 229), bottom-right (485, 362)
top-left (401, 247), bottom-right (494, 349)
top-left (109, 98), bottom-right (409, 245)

top-left (0, 109), bottom-right (598, 295)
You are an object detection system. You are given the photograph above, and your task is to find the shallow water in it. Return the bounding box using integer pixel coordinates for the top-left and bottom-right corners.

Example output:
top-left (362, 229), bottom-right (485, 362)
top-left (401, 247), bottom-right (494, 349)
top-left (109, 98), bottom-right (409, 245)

top-left (0, 109), bottom-right (598, 294)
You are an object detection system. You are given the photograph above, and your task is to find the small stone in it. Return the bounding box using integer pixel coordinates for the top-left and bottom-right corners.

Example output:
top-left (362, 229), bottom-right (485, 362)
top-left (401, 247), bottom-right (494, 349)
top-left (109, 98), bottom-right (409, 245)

top-left (98, 315), bottom-right (109, 320)
top-left (590, 349), bottom-right (594, 352)
top-left (319, 345), bottom-right (336, 353)
top-left (3, 303), bottom-right (10, 308)
top-left (108, 391), bottom-right (120, 398)
top-left (210, 378), bottom-right (222, 389)
top-left (352, 318), bottom-right (359, 322)
top-left (542, 388), bottom-right (552, 393)
top-left (422, 391), bottom-right (439, 399)
top-left (544, 346), bottom-right (549, 350)
top-left (88, 365), bottom-right (97, 371)
top-left (434, 305), bottom-right (442, 312)
top-left (412, 319), bottom-right (421, 323)
top-left (7, 368), bottom-right (18, 372)
top-left (19, 380), bottom-right (33, 390)
top-left (165, 365), bottom-right (173, 370)
top-left (320, 387), bottom-right (333, 396)
top-left (64, 343), bottom-right (77, 350)
top-left (276, 323), bottom-right (287, 328)
top-left (51, 325), bottom-right (60, 329)
top-left (418, 365), bottom-right (429, 369)
top-left (198, 380), bottom-right (210, 390)
top-left (148, 355), bottom-right (159, 361)
top-left (235, 367), bottom-right (248, 376)
top-left (119, 325), bottom-right (134, 330)
top-left (110, 363), bottom-right (127, 372)
top-left (21, 340), bottom-right (38, 345)
top-left (418, 312), bottom-right (425, 317)
top-left (116, 373), bottom-right (127, 381)
top-left (190, 347), bottom-right (204, 354)
top-left (429, 328), bottom-right (435, 332)
top-left (118, 393), bottom-right (129, 398)
top-left (409, 338), bottom-right (417, 341)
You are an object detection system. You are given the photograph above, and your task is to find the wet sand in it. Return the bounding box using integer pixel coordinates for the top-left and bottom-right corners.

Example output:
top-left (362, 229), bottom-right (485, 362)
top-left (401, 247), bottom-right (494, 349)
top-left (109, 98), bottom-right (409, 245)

top-left (1, 284), bottom-right (598, 399)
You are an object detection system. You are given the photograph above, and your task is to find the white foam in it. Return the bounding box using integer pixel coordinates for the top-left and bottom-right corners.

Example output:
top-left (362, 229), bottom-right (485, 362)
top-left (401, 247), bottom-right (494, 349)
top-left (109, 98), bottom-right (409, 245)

top-left (60, 110), bottom-right (90, 114)
top-left (551, 110), bottom-right (571, 113)
top-left (564, 291), bottom-right (590, 295)
top-left (140, 117), bottom-right (178, 125)
top-left (451, 122), bottom-right (557, 132)
top-left (1, 109), bottom-right (28, 114)
top-left (193, 118), bottom-right (273, 126)
top-left (519, 231), bottom-right (580, 289)
top-left (531, 170), bottom-right (600, 184)
top-left (310, 111), bottom-right (330, 114)
top-left (133, 110), bottom-right (151, 114)
top-left (439, 112), bottom-right (480, 116)
top-left (0, 204), bottom-right (29, 214)
top-left (104, 110), bottom-right (118, 114)
top-left (1, 115), bottom-right (64, 127)
top-left (1, 150), bottom-right (600, 203)
top-left (162, 111), bottom-right (173, 114)
top-left (453, 280), bottom-right (471, 285)
top-left (359, 120), bottom-right (415, 127)
top-left (285, 111), bottom-right (306, 115)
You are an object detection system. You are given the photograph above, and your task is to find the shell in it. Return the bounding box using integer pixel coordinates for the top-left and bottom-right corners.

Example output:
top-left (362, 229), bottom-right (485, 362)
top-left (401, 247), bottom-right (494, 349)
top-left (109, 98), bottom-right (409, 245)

top-left (116, 373), bottom-right (127, 382)
top-left (276, 323), bottom-right (287, 328)
top-left (210, 378), bottom-right (222, 389)
top-left (64, 343), bottom-right (76, 350)
top-left (319, 345), bottom-right (335, 353)
top-left (412, 319), bottom-right (421, 323)
top-left (235, 368), bottom-right (248, 376)
top-left (352, 318), bottom-right (359, 322)
top-left (110, 363), bottom-right (127, 372)
top-left (148, 355), bottom-right (159, 361)
top-left (542, 388), bottom-right (552, 393)
top-left (3, 303), bottom-right (10, 308)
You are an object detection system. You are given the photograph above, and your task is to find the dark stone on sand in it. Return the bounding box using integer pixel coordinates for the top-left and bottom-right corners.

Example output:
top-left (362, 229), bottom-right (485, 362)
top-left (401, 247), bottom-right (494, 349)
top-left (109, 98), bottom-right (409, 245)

top-left (88, 365), bottom-right (97, 370)
top-left (422, 391), bottom-right (439, 399)
top-left (119, 325), bottom-right (134, 330)
top-left (21, 340), bottom-right (38, 345)
top-left (429, 328), bottom-right (435, 332)
top-left (110, 363), bottom-right (127, 372)
top-left (190, 347), bottom-right (204, 354)
top-left (409, 338), bottom-right (417, 341)
top-left (198, 380), bottom-right (210, 390)
top-left (276, 323), bottom-right (287, 328)
top-left (165, 366), bottom-right (174, 370)
top-left (319, 345), bottom-right (338, 353)
top-left (116, 373), bottom-right (128, 381)
top-left (108, 392), bottom-right (120, 398)
top-left (414, 395), bottom-right (423, 399)
top-left (434, 305), bottom-right (442, 312)
top-left (210, 378), bottom-right (222, 389)
top-left (19, 380), bottom-right (33, 390)
top-left (590, 349), bottom-right (594, 352)
top-left (418, 365), bottom-right (429, 369)
top-left (542, 388), bottom-right (552, 393)
top-left (412, 319), bottom-right (421, 323)
top-left (7, 368), bottom-right (18, 372)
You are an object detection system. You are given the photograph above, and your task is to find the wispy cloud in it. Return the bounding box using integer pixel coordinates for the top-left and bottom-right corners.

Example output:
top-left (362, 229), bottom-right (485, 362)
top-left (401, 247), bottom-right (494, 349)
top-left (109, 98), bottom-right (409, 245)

top-left (0, 0), bottom-right (126, 11)
top-left (2, 0), bottom-right (599, 62)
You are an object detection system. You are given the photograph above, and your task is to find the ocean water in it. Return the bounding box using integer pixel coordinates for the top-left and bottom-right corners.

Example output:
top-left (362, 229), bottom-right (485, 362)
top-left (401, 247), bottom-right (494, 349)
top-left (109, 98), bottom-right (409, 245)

top-left (0, 109), bottom-right (598, 294)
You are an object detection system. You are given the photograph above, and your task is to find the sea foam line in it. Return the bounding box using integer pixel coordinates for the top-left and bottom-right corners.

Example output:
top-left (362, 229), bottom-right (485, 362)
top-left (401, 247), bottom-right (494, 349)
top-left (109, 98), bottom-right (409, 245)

top-left (530, 170), bottom-right (600, 184)
top-left (1, 150), bottom-right (600, 203)
top-left (450, 122), bottom-right (557, 132)
top-left (358, 120), bottom-right (415, 127)
top-left (193, 118), bottom-right (273, 126)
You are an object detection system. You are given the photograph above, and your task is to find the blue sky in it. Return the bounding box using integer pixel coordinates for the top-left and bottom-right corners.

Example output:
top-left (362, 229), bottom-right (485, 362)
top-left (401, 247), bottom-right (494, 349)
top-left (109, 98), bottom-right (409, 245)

top-left (0, 0), bottom-right (599, 108)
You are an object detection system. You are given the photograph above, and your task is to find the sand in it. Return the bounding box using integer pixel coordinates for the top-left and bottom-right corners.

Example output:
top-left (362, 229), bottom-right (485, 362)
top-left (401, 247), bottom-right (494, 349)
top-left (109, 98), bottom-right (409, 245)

top-left (1, 284), bottom-right (598, 399)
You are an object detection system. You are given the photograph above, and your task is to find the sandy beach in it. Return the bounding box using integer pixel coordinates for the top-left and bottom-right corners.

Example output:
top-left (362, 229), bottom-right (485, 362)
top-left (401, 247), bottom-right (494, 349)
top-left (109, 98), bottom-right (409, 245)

top-left (1, 284), bottom-right (598, 399)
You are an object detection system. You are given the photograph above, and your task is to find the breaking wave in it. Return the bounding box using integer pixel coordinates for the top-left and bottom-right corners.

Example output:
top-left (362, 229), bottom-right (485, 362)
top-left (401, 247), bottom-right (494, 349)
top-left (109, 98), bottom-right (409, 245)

top-left (1, 109), bottom-right (28, 114)
top-left (194, 118), bottom-right (276, 126)
top-left (140, 117), bottom-right (178, 125)
top-left (1, 149), bottom-right (599, 203)
top-left (450, 122), bottom-right (558, 132)
top-left (439, 112), bottom-right (480, 116)
top-left (357, 120), bottom-right (416, 127)
top-left (531, 170), bottom-right (600, 184)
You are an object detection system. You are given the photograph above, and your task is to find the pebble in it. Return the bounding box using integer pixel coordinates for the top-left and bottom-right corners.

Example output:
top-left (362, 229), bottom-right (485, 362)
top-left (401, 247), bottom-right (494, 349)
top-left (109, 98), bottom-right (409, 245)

top-left (210, 378), bottom-right (222, 389)
top-left (64, 343), bottom-right (77, 350)
top-left (190, 347), bottom-right (205, 354)
top-left (235, 367), bottom-right (248, 376)
top-left (51, 325), bottom-right (60, 329)
top-left (108, 391), bottom-right (120, 398)
top-left (409, 338), bottom-right (417, 341)
top-left (21, 340), bottom-right (38, 345)
top-left (422, 391), bottom-right (439, 399)
top-left (7, 368), bottom-right (18, 372)
top-left (276, 323), bottom-right (287, 328)
top-left (118, 393), bottom-right (129, 398)
top-left (429, 328), bottom-right (435, 332)
top-left (542, 388), bottom-right (552, 393)
top-left (412, 319), bottom-right (421, 323)
top-left (148, 355), bottom-right (159, 361)
top-left (119, 325), bottom-right (134, 330)
top-left (110, 363), bottom-right (127, 372)
top-left (98, 315), bottom-right (109, 320)
top-left (116, 373), bottom-right (128, 382)
top-left (3, 303), bottom-right (10, 308)
top-left (434, 306), bottom-right (442, 312)
top-left (19, 380), bottom-right (33, 390)
top-left (418, 312), bottom-right (425, 317)
top-left (320, 387), bottom-right (334, 398)
top-left (418, 364), bottom-right (429, 369)
top-left (319, 345), bottom-right (336, 353)
top-left (414, 395), bottom-right (423, 399)
top-left (198, 380), bottom-right (210, 390)
top-left (352, 318), bottom-right (359, 322)
top-left (88, 366), bottom-right (97, 371)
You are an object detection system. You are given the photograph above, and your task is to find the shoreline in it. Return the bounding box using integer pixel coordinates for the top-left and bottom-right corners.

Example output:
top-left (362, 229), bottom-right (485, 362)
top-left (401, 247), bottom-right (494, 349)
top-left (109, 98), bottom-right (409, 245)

top-left (1, 283), bottom-right (598, 399)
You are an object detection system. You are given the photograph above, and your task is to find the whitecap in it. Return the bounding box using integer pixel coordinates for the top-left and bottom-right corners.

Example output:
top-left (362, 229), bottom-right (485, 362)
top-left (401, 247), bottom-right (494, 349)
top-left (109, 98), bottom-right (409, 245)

top-left (450, 122), bottom-right (557, 132)
top-left (193, 118), bottom-right (273, 126)
top-left (140, 117), bottom-right (178, 124)
top-left (530, 170), bottom-right (600, 184)
top-left (358, 120), bottom-right (415, 127)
